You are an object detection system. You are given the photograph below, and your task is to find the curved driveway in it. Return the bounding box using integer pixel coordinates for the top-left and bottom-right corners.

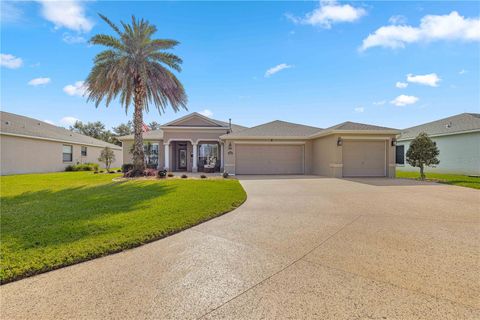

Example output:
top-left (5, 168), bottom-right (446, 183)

top-left (1, 176), bottom-right (479, 319)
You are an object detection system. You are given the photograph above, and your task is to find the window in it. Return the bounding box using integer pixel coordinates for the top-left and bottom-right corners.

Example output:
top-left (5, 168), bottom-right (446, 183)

top-left (198, 143), bottom-right (219, 168)
top-left (396, 145), bottom-right (405, 165)
top-left (63, 145), bottom-right (73, 162)
top-left (144, 143), bottom-right (159, 168)
top-left (81, 146), bottom-right (87, 157)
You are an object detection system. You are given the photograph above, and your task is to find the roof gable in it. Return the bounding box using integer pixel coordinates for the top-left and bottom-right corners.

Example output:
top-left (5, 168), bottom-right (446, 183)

top-left (326, 121), bottom-right (397, 131)
top-left (162, 112), bottom-right (226, 128)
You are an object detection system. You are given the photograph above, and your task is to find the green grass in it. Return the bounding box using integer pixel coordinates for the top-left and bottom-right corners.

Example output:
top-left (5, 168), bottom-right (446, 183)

top-left (396, 170), bottom-right (480, 189)
top-left (0, 172), bottom-right (246, 283)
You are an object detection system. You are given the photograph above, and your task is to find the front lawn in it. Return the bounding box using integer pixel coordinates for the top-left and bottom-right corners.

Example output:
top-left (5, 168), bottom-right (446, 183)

top-left (396, 170), bottom-right (480, 189)
top-left (0, 172), bottom-right (246, 283)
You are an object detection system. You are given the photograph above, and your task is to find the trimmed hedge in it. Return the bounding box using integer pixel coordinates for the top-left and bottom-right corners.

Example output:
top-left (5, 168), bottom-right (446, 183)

top-left (65, 163), bottom-right (99, 172)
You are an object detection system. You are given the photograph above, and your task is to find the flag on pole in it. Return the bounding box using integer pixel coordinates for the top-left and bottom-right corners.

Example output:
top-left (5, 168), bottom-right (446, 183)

top-left (142, 123), bottom-right (150, 132)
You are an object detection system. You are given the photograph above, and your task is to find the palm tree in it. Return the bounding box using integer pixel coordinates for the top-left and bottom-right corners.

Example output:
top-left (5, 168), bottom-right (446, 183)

top-left (86, 14), bottom-right (187, 175)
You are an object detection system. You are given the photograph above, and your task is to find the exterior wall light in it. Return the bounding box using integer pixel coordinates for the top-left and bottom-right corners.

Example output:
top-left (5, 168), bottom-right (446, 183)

top-left (228, 142), bottom-right (232, 150)
top-left (391, 138), bottom-right (397, 146)
top-left (337, 137), bottom-right (343, 146)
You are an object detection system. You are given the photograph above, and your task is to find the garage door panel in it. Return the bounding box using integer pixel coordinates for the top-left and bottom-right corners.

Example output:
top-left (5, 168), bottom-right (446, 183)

top-left (236, 145), bottom-right (304, 175)
top-left (343, 141), bottom-right (386, 177)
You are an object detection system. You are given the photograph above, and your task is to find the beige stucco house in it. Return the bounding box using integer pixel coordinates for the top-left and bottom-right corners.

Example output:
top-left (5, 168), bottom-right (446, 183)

top-left (119, 112), bottom-right (399, 178)
top-left (1, 112), bottom-right (122, 175)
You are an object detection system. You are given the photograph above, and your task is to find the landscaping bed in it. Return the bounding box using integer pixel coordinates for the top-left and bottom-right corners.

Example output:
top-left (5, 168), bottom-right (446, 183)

top-left (396, 171), bottom-right (480, 190)
top-left (0, 171), bottom-right (246, 283)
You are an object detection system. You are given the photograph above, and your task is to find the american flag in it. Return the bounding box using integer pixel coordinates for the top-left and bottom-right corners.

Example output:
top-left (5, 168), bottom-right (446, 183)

top-left (142, 123), bottom-right (150, 132)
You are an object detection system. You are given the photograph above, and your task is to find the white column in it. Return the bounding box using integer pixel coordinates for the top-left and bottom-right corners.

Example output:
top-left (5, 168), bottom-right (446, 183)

top-left (192, 142), bottom-right (198, 173)
top-left (164, 143), bottom-right (170, 171)
top-left (220, 142), bottom-right (224, 170)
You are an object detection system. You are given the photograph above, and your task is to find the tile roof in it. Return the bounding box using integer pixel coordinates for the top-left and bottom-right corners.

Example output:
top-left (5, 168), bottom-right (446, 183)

top-left (399, 113), bottom-right (480, 140)
top-left (0, 111), bottom-right (121, 149)
top-left (222, 120), bottom-right (322, 138)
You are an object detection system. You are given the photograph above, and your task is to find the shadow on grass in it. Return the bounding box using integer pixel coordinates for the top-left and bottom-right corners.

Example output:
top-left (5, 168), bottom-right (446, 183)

top-left (1, 181), bottom-right (175, 250)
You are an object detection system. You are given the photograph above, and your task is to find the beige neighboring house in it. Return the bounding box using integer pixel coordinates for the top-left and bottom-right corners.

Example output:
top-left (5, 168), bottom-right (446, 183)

top-left (0, 112), bottom-right (122, 175)
top-left (119, 112), bottom-right (399, 177)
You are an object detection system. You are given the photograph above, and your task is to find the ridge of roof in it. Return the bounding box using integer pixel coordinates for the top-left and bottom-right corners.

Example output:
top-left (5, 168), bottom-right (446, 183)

top-left (0, 111), bottom-right (121, 149)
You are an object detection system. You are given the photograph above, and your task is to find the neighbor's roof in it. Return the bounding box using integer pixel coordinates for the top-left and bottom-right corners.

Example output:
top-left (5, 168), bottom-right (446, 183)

top-left (0, 111), bottom-right (121, 149)
top-left (399, 113), bottom-right (480, 140)
top-left (221, 120), bottom-right (322, 139)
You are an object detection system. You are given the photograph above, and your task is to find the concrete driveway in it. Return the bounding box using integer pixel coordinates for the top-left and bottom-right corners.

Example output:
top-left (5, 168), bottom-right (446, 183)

top-left (1, 177), bottom-right (479, 319)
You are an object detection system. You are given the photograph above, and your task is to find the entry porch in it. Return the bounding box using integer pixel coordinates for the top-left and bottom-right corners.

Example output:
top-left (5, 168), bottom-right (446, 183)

top-left (163, 140), bottom-right (224, 173)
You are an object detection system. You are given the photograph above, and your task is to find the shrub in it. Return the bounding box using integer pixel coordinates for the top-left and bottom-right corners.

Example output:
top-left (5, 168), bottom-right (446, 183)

top-left (157, 170), bottom-right (167, 179)
top-left (181, 174), bottom-right (188, 179)
top-left (200, 175), bottom-right (207, 179)
top-left (100, 170), bottom-right (105, 173)
top-left (117, 169), bottom-right (122, 173)
top-left (223, 171), bottom-right (229, 178)
top-left (144, 169), bottom-right (158, 176)
top-left (122, 164), bottom-right (134, 173)
top-left (65, 163), bottom-right (99, 172)
top-left (124, 168), bottom-right (158, 178)
top-left (167, 173), bottom-right (174, 177)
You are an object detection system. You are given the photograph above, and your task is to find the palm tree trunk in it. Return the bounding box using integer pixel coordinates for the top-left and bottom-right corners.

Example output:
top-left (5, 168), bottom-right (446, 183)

top-left (132, 78), bottom-right (145, 173)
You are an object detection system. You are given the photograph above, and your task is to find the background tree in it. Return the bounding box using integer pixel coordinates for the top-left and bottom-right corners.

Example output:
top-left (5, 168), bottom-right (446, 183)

top-left (112, 121), bottom-right (133, 136)
top-left (148, 121), bottom-right (161, 130)
top-left (86, 14), bottom-right (187, 175)
top-left (406, 132), bottom-right (440, 180)
top-left (98, 147), bottom-right (116, 172)
top-left (70, 120), bottom-right (117, 145)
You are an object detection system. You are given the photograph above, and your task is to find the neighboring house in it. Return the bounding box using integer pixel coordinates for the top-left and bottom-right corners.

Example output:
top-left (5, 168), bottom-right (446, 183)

top-left (0, 112), bottom-right (123, 175)
top-left (396, 113), bottom-right (480, 175)
top-left (119, 112), bottom-right (399, 177)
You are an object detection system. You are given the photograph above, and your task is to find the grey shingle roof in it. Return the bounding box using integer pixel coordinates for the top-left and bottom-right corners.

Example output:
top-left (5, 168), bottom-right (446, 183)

top-left (0, 111), bottom-right (121, 149)
top-left (222, 120), bottom-right (322, 138)
top-left (325, 121), bottom-right (397, 131)
top-left (399, 113), bottom-right (480, 140)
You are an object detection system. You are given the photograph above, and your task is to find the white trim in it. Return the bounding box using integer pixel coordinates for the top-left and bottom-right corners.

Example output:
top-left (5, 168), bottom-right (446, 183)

top-left (340, 136), bottom-right (390, 141)
top-left (388, 164), bottom-right (397, 167)
top-left (196, 139), bottom-right (221, 143)
top-left (166, 138), bottom-right (195, 144)
top-left (397, 129), bottom-right (480, 141)
top-left (161, 126), bottom-right (227, 131)
top-left (220, 135), bottom-right (309, 140)
top-left (329, 163), bottom-right (343, 168)
top-left (0, 132), bottom-right (121, 150)
top-left (233, 141), bottom-right (306, 145)
top-left (161, 112), bottom-right (226, 128)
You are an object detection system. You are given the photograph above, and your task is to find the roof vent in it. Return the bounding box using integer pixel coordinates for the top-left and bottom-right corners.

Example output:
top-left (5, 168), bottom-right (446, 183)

top-left (445, 122), bottom-right (452, 128)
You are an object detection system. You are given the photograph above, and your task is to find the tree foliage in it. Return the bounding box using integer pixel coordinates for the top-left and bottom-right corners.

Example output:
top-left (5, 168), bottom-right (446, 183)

top-left (98, 147), bottom-right (116, 171)
top-left (148, 121), bottom-right (161, 130)
top-left (406, 132), bottom-right (440, 180)
top-left (112, 121), bottom-right (133, 136)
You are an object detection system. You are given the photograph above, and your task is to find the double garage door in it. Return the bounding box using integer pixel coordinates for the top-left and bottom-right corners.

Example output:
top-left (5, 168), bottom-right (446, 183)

top-left (235, 144), bottom-right (304, 175)
top-left (342, 140), bottom-right (386, 177)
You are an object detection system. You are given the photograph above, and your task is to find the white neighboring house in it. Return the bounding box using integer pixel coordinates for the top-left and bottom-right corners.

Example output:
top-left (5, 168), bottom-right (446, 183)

top-left (0, 112), bottom-right (123, 175)
top-left (396, 113), bottom-right (480, 175)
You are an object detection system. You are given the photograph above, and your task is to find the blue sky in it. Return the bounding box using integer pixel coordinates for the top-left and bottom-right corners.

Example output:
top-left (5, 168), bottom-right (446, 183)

top-left (1, 1), bottom-right (479, 130)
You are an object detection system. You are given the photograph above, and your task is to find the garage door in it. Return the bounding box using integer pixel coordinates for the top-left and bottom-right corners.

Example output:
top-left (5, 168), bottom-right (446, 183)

top-left (342, 140), bottom-right (386, 177)
top-left (235, 144), bottom-right (304, 175)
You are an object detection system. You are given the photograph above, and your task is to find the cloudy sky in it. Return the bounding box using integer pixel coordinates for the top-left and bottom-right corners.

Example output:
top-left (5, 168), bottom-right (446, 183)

top-left (1, 1), bottom-right (479, 129)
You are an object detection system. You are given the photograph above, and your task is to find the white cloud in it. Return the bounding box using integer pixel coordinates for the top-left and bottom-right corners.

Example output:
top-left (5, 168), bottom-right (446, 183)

top-left (60, 116), bottom-right (80, 126)
top-left (286, 0), bottom-right (366, 28)
top-left (44, 119), bottom-right (55, 125)
top-left (395, 81), bottom-right (408, 88)
top-left (265, 63), bottom-right (293, 77)
top-left (354, 107), bottom-right (364, 113)
top-left (373, 100), bottom-right (386, 106)
top-left (0, 53), bottom-right (23, 69)
top-left (38, 0), bottom-right (93, 33)
top-left (406, 73), bottom-right (440, 87)
top-left (62, 33), bottom-right (87, 44)
top-left (459, 69), bottom-right (467, 75)
top-left (389, 15), bottom-right (407, 25)
top-left (1, 1), bottom-right (23, 23)
top-left (63, 81), bottom-right (87, 96)
top-left (390, 95), bottom-right (419, 106)
top-left (28, 77), bottom-right (51, 86)
top-left (199, 109), bottom-right (213, 118)
top-left (360, 11), bottom-right (480, 51)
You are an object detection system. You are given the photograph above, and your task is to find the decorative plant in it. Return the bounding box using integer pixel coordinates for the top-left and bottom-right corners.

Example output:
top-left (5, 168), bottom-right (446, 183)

top-left (181, 174), bottom-right (188, 179)
top-left (406, 132), bottom-right (440, 180)
top-left (222, 171), bottom-right (229, 178)
top-left (86, 14), bottom-right (187, 176)
top-left (157, 170), bottom-right (167, 179)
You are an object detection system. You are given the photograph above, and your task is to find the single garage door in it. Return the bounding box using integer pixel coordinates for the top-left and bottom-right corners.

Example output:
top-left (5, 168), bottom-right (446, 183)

top-left (342, 140), bottom-right (386, 177)
top-left (235, 144), bottom-right (304, 175)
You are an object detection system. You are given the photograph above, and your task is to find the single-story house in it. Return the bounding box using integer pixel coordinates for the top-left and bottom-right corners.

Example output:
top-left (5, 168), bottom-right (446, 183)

top-left (0, 111), bottom-right (123, 175)
top-left (396, 113), bottom-right (480, 175)
top-left (119, 112), bottom-right (399, 177)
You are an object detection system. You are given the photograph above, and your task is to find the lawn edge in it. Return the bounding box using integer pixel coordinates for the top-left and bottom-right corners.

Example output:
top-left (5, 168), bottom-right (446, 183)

top-left (0, 185), bottom-right (247, 285)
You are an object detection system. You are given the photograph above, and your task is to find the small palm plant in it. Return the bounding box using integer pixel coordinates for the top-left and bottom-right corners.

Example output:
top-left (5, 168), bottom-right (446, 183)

top-left (86, 14), bottom-right (187, 175)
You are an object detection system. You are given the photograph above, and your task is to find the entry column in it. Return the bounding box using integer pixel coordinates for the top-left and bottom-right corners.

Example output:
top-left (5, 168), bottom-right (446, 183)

top-left (163, 143), bottom-right (170, 171)
top-left (192, 142), bottom-right (198, 172)
top-left (220, 142), bottom-right (224, 171)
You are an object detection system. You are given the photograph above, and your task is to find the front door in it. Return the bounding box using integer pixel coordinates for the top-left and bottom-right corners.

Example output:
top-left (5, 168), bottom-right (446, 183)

top-left (178, 147), bottom-right (187, 170)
